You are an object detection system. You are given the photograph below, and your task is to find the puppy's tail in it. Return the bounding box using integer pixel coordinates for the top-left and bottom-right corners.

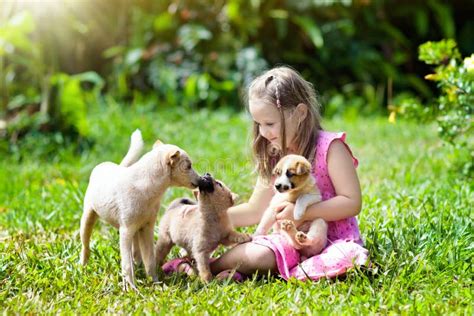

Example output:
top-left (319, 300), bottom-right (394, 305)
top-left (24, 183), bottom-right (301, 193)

top-left (120, 129), bottom-right (144, 167)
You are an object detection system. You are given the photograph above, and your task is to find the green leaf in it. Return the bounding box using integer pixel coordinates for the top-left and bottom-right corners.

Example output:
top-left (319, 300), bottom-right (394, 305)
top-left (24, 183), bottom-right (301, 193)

top-left (268, 9), bottom-right (288, 19)
top-left (178, 24), bottom-right (212, 52)
top-left (226, 1), bottom-right (240, 22)
top-left (153, 12), bottom-right (175, 32)
top-left (419, 39), bottom-right (460, 65)
top-left (292, 16), bottom-right (324, 48)
top-left (414, 10), bottom-right (429, 36)
top-left (102, 46), bottom-right (125, 59)
top-left (380, 22), bottom-right (409, 47)
top-left (72, 71), bottom-right (105, 89)
top-left (125, 48), bottom-right (143, 67)
top-left (429, 0), bottom-right (455, 38)
top-left (184, 74), bottom-right (198, 99)
top-left (57, 76), bottom-right (89, 136)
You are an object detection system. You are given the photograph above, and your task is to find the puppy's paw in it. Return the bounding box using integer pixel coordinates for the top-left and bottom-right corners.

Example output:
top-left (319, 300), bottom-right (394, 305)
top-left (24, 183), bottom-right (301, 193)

top-left (122, 278), bottom-right (139, 292)
top-left (79, 250), bottom-right (89, 266)
top-left (242, 233), bottom-right (252, 243)
top-left (199, 271), bottom-right (212, 283)
top-left (280, 219), bottom-right (295, 232)
top-left (295, 231), bottom-right (309, 245)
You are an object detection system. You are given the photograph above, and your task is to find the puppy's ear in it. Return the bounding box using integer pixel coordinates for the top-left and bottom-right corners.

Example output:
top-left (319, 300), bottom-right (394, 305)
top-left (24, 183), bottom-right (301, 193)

top-left (193, 189), bottom-right (200, 200)
top-left (153, 139), bottom-right (163, 149)
top-left (295, 161), bottom-right (311, 175)
top-left (167, 150), bottom-right (181, 166)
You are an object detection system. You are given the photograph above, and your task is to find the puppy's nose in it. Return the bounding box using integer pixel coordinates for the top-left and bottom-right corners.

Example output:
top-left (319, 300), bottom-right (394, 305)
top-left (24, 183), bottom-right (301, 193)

top-left (198, 176), bottom-right (214, 193)
top-left (275, 183), bottom-right (289, 192)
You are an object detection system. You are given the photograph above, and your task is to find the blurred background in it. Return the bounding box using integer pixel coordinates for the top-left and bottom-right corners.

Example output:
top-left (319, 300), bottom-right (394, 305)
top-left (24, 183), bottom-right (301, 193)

top-left (0, 0), bottom-right (472, 173)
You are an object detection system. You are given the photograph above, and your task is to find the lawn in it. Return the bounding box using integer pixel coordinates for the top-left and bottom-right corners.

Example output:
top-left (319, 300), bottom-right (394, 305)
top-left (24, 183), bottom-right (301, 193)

top-left (0, 103), bottom-right (472, 314)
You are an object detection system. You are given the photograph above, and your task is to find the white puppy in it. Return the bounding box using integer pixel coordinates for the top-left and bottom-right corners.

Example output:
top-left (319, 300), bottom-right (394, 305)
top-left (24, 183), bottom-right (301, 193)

top-left (254, 154), bottom-right (328, 258)
top-left (80, 129), bottom-right (200, 291)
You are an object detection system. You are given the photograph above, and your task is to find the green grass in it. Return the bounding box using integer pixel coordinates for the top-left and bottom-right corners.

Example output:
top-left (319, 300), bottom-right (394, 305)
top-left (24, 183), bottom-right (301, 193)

top-left (0, 103), bottom-right (472, 314)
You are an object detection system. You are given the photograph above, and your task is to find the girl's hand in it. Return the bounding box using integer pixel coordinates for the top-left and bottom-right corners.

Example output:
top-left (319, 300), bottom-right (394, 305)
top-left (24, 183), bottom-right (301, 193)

top-left (273, 201), bottom-right (292, 214)
top-left (275, 202), bottom-right (304, 227)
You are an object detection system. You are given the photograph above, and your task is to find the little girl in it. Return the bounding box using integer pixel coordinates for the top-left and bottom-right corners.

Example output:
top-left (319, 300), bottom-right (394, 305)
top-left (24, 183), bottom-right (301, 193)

top-left (164, 66), bottom-right (368, 281)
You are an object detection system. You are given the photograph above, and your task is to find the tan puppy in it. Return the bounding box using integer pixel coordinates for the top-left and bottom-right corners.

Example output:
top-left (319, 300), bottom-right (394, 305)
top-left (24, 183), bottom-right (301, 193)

top-left (155, 173), bottom-right (251, 282)
top-left (254, 154), bottom-right (328, 258)
top-left (80, 130), bottom-right (200, 291)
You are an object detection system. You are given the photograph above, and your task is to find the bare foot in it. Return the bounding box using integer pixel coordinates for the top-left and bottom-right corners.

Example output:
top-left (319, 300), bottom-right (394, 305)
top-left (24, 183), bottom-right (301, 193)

top-left (177, 261), bottom-right (196, 276)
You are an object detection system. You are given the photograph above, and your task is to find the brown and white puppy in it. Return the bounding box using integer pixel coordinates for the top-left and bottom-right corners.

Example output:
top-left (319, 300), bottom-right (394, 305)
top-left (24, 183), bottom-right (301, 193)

top-left (155, 173), bottom-right (251, 282)
top-left (254, 154), bottom-right (328, 258)
top-left (79, 129), bottom-right (200, 291)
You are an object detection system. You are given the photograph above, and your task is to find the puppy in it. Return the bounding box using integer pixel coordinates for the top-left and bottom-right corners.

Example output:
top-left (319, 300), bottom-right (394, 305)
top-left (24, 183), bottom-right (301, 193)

top-left (155, 173), bottom-right (251, 282)
top-left (80, 129), bottom-right (200, 291)
top-left (254, 154), bottom-right (328, 258)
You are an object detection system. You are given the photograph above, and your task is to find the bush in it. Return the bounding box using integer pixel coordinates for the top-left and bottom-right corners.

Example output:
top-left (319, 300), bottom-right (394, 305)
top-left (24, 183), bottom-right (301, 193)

top-left (104, 1), bottom-right (269, 108)
top-left (1, 1), bottom-right (473, 139)
top-left (104, 0), bottom-right (473, 112)
top-left (0, 12), bottom-right (104, 141)
top-left (392, 39), bottom-right (473, 176)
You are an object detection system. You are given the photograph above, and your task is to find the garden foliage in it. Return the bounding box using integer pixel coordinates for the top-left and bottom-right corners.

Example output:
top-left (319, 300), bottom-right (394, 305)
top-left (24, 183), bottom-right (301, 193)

top-left (0, 0), bottom-right (472, 174)
top-left (392, 39), bottom-right (473, 175)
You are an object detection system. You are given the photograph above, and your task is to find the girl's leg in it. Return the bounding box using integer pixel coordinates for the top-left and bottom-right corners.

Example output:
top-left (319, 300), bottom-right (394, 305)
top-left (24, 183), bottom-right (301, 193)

top-left (210, 242), bottom-right (277, 276)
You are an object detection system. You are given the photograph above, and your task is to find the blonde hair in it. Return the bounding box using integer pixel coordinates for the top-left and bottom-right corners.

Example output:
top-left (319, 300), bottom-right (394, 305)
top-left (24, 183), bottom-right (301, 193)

top-left (246, 66), bottom-right (323, 181)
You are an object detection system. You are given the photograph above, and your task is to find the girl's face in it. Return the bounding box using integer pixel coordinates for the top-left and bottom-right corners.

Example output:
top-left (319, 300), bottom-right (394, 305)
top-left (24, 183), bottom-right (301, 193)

top-left (249, 98), bottom-right (302, 152)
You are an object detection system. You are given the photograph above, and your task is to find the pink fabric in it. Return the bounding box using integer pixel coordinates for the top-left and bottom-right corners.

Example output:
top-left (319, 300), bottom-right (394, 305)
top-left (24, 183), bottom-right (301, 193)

top-left (252, 131), bottom-right (368, 281)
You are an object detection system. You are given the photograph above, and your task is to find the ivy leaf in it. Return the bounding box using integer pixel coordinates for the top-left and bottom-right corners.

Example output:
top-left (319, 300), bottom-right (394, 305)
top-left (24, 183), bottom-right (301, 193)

top-left (292, 16), bottom-right (324, 49)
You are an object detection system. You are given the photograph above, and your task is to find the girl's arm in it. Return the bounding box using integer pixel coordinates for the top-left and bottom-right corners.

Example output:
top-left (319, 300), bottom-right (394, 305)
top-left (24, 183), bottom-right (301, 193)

top-left (276, 140), bottom-right (362, 223)
top-left (228, 176), bottom-right (275, 228)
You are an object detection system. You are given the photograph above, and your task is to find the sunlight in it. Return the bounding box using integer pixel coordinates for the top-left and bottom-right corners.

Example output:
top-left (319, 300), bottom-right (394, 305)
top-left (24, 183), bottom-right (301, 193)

top-left (2, 0), bottom-right (70, 18)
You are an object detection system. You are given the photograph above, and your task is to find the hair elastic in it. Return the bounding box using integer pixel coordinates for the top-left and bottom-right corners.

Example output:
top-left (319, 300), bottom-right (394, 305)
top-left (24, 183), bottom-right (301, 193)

top-left (274, 78), bottom-right (282, 109)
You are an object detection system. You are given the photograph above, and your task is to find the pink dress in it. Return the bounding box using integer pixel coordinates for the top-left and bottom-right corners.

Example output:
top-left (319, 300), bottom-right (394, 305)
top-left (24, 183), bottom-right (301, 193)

top-left (252, 131), bottom-right (368, 281)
